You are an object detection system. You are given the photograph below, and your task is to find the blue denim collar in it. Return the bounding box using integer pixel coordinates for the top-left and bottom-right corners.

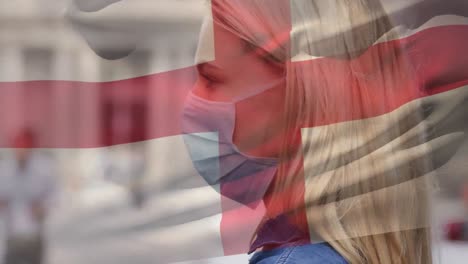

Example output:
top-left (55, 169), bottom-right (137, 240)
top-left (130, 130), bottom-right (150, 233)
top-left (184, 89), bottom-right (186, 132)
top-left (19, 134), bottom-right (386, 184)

top-left (248, 214), bottom-right (309, 254)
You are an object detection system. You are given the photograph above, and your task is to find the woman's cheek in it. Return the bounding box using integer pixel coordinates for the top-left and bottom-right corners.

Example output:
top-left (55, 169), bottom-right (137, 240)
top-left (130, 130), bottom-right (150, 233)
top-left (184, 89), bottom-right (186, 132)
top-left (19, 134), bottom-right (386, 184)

top-left (233, 95), bottom-right (286, 158)
top-left (191, 77), bottom-right (219, 100)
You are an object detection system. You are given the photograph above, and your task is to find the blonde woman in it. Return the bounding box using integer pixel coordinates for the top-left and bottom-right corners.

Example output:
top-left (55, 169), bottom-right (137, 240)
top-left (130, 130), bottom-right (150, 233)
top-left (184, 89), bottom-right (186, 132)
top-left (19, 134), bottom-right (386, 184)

top-left (182, 0), bottom-right (468, 263)
top-left (67, 0), bottom-right (468, 262)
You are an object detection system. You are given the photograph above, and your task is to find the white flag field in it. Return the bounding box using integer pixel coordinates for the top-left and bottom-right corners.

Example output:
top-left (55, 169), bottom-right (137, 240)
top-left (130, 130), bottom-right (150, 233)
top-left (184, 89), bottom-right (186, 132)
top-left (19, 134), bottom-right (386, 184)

top-left (0, 0), bottom-right (468, 263)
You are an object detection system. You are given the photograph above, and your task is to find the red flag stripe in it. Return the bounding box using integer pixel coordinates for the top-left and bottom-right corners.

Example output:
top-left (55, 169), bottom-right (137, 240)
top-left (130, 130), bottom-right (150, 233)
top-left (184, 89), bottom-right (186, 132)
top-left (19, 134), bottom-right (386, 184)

top-left (0, 25), bottom-right (466, 148)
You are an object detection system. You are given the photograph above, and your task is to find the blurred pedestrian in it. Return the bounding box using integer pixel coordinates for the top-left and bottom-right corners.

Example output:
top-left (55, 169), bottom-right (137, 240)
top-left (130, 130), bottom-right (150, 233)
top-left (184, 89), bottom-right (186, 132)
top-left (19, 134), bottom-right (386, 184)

top-left (0, 129), bottom-right (56, 264)
top-left (104, 143), bottom-right (147, 209)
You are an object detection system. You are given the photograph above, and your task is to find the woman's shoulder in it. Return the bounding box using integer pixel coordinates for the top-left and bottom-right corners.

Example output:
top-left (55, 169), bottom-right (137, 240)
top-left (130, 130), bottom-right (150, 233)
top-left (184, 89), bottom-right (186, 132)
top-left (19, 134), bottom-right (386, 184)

top-left (249, 242), bottom-right (348, 264)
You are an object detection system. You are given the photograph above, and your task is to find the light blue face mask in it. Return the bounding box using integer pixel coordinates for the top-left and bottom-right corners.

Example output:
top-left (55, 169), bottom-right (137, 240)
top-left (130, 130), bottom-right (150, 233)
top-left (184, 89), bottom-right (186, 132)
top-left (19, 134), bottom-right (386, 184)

top-left (181, 80), bottom-right (283, 208)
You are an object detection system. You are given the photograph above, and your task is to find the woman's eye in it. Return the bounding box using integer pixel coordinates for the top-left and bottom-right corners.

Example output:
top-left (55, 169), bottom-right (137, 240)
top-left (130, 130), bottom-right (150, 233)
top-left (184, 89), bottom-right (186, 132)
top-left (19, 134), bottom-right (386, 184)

top-left (261, 54), bottom-right (283, 67)
top-left (201, 73), bottom-right (215, 83)
top-left (199, 73), bottom-right (222, 87)
top-left (196, 63), bottom-right (225, 85)
top-left (244, 42), bottom-right (284, 69)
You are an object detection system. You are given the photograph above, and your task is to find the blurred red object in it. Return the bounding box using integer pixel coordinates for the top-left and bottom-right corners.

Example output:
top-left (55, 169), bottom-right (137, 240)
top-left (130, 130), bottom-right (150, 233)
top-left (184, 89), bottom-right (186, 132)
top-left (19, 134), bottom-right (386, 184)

top-left (446, 221), bottom-right (466, 241)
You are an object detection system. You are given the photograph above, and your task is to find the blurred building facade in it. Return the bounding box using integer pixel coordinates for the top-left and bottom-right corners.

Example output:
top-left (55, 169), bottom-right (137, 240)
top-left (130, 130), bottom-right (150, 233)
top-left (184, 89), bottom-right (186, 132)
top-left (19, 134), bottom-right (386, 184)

top-left (0, 0), bottom-right (205, 201)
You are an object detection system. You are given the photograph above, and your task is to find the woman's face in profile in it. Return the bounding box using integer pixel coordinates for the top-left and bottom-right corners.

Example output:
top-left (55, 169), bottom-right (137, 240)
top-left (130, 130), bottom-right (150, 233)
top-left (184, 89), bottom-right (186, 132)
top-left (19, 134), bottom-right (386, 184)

top-left (192, 21), bottom-right (287, 158)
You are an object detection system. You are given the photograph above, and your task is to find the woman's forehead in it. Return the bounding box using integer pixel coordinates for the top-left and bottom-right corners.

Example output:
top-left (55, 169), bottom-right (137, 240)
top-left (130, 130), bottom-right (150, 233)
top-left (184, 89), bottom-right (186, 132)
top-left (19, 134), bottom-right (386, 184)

top-left (196, 19), bottom-right (289, 65)
top-left (195, 16), bottom-right (216, 64)
top-left (196, 18), bottom-right (263, 63)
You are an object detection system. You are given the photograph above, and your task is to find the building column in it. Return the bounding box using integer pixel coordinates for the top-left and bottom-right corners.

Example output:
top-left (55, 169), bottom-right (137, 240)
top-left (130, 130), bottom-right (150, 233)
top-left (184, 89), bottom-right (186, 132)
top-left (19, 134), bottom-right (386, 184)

top-left (52, 48), bottom-right (75, 146)
top-left (0, 45), bottom-right (24, 146)
top-left (78, 50), bottom-right (101, 147)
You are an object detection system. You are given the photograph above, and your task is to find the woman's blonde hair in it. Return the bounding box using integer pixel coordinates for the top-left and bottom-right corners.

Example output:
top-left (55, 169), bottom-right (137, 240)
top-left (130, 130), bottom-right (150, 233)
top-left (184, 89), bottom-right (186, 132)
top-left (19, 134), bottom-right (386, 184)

top-left (211, 0), bottom-right (433, 263)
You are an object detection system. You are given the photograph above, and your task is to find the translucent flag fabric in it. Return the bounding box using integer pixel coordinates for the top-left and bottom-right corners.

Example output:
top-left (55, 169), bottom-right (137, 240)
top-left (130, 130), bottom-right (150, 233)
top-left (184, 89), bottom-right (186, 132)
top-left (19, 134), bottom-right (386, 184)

top-left (0, 0), bottom-right (467, 263)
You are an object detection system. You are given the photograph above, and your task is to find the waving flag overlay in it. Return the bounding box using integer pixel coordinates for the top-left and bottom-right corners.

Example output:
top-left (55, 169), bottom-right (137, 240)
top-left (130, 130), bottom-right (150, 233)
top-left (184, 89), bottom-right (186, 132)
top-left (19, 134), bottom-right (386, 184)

top-left (0, 0), bottom-right (468, 263)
